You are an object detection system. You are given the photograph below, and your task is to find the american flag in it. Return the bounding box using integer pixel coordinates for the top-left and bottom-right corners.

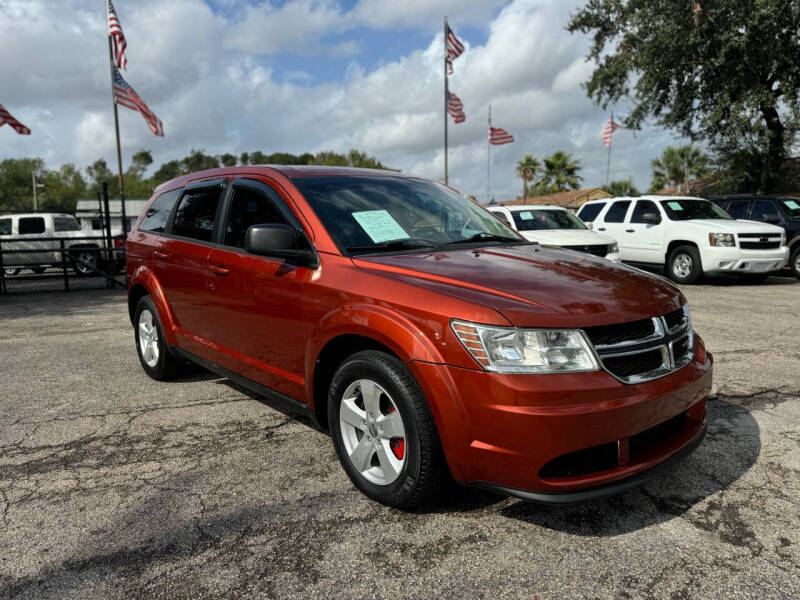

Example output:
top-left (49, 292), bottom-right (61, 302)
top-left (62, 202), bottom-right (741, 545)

top-left (0, 103), bottom-right (31, 135)
top-left (603, 115), bottom-right (621, 146)
top-left (113, 67), bottom-right (164, 136)
top-left (107, 0), bottom-right (128, 70)
top-left (447, 90), bottom-right (465, 123)
top-left (445, 23), bottom-right (464, 75)
top-left (489, 126), bottom-right (513, 145)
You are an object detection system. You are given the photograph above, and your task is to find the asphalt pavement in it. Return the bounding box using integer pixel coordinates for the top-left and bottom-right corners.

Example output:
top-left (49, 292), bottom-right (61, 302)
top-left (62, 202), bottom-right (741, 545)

top-left (0, 277), bottom-right (798, 599)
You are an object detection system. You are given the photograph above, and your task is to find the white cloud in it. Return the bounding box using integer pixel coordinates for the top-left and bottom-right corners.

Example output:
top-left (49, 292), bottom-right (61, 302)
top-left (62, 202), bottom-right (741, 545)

top-left (0, 0), bottom-right (679, 202)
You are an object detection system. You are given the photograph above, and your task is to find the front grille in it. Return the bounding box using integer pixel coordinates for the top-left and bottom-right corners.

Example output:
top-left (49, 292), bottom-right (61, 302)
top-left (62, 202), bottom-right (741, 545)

top-left (740, 241), bottom-right (781, 249)
top-left (562, 244), bottom-right (609, 257)
top-left (584, 318), bottom-right (655, 346)
top-left (583, 307), bottom-right (693, 383)
top-left (603, 349), bottom-right (664, 378)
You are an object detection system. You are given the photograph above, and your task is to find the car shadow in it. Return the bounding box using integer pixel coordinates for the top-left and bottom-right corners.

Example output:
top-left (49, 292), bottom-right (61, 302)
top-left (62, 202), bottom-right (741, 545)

top-left (496, 396), bottom-right (760, 535)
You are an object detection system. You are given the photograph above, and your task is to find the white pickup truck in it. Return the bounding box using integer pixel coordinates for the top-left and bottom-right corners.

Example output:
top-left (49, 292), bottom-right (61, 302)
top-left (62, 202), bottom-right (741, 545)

top-left (576, 195), bottom-right (788, 284)
top-left (487, 204), bottom-right (621, 261)
top-left (0, 213), bottom-right (114, 276)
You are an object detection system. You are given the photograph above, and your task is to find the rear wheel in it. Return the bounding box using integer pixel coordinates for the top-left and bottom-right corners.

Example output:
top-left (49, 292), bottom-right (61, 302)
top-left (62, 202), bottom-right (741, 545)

top-left (134, 296), bottom-right (185, 381)
top-left (666, 245), bottom-right (703, 284)
top-left (328, 350), bottom-right (447, 509)
top-left (71, 248), bottom-right (100, 276)
top-left (791, 246), bottom-right (800, 279)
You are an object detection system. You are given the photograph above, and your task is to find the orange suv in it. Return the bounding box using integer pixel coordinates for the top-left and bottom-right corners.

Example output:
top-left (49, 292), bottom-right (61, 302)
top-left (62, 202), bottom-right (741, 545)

top-left (127, 166), bottom-right (712, 508)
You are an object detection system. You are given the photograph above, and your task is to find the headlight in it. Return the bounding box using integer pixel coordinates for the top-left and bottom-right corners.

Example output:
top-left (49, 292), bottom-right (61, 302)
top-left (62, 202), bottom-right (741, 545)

top-left (451, 321), bottom-right (599, 373)
top-left (608, 243), bottom-right (619, 253)
top-left (709, 233), bottom-right (735, 247)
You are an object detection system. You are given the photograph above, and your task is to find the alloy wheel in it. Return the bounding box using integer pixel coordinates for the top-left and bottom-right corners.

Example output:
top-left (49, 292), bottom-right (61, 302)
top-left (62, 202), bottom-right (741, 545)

top-left (339, 378), bottom-right (406, 486)
top-left (138, 309), bottom-right (160, 368)
top-left (673, 253), bottom-right (693, 279)
top-left (76, 252), bottom-right (97, 274)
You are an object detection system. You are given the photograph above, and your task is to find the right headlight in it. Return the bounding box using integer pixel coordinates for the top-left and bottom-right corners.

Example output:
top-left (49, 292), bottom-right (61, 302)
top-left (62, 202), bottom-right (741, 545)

top-left (451, 321), bottom-right (599, 374)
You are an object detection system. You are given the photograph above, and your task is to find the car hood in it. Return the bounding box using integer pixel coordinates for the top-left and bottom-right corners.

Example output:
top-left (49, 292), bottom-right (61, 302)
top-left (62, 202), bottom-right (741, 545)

top-left (519, 229), bottom-right (617, 246)
top-left (682, 219), bottom-right (785, 234)
top-left (353, 244), bottom-right (683, 328)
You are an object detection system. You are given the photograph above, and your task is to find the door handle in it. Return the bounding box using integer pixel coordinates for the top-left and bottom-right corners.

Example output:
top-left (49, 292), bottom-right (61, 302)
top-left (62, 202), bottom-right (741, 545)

top-left (209, 264), bottom-right (230, 276)
top-left (597, 227), bottom-right (606, 231)
top-left (625, 229), bottom-right (635, 233)
top-left (153, 250), bottom-right (169, 260)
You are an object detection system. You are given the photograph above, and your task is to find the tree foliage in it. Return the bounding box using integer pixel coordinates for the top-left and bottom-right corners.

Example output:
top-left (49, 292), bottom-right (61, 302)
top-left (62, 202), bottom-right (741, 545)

top-left (537, 151), bottom-right (583, 193)
top-left (649, 144), bottom-right (711, 192)
top-left (516, 154), bottom-right (540, 199)
top-left (568, 0), bottom-right (800, 192)
top-left (603, 178), bottom-right (641, 197)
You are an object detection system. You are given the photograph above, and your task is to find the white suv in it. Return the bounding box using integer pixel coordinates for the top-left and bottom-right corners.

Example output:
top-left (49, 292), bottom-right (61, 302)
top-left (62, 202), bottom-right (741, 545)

top-left (0, 213), bottom-right (106, 276)
top-left (577, 196), bottom-right (788, 284)
top-left (487, 205), bottom-right (621, 261)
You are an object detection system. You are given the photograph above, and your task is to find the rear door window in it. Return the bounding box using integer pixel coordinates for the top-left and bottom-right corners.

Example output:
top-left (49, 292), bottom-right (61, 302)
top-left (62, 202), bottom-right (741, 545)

top-left (171, 186), bottom-right (224, 242)
top-left (604, 201), bottom-right (631, 223)
top-left (630, 200), bottom-right (660, 224)
top-left (577, 202), bottom-right (605, 222)
top-left (0, 218), bottom-right (11, 235)
top-left (19, 217), bottom-right (45, 234)
top-left (726, 200), bottom-right (749, 219)
top-left (140, 188), bottom-right (182, 233)
top-left (223, 184), bottom-right (288, 249)
top-left (750, 200), bottom-right (780, 223)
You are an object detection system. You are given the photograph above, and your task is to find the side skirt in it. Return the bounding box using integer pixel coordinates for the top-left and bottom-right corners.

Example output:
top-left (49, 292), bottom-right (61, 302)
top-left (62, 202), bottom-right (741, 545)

top-left (173, 347), bottom-right (318, 426)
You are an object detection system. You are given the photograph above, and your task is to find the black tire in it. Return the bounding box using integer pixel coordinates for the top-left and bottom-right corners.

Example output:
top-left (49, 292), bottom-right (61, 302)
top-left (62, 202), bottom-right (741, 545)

top-left (666, 245), bottom-right (703, 284)
top-left (328, 350), bottom-right (447, 509)
top-left (134, 295), bottom-right (186, 381)
top-left (31, 267), bottom-right (46, 274)
top-left (70, 248), bottom-right (100, 277)
top-left (790, 246), bottom-right (800, 279)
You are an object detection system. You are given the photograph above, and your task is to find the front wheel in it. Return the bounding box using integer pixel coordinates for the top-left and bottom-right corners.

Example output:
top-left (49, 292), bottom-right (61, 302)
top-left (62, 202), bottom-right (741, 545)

top-left (790, 246), bottom-right (800, 279)
top-left (328, 350), bottom-right (447, 509)
top-left (666, 245), bottom-right (703, 284)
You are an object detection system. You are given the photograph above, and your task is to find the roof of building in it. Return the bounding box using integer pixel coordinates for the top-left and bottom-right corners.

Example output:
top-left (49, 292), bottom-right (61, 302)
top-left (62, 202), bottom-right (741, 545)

top-left (500, 188), bottom-right (611, 208)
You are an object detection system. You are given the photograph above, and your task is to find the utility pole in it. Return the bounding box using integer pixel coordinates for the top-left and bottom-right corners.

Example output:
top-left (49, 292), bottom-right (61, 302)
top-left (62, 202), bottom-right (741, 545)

top-left (31, 170), bottom-right (44, 211)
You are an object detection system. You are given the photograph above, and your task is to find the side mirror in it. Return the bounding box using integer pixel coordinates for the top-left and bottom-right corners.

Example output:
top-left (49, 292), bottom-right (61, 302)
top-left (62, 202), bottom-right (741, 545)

top-left (244, 223), bottom-right (318, 267)
top-left (642, 211), bottom-right (661, 224)
top-left (761, 213), bottom-right (781, 224)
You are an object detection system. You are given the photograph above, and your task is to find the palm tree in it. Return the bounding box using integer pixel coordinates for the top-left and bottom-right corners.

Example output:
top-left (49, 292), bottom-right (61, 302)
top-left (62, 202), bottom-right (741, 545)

top-left (516, 154), bottom-right (540, 199)
top-left (649, 145), bottom-right (710, 192)
top-left (538, 151), bottom-right (583, 193)
top-left (603, 178), bottom-right (641, 197)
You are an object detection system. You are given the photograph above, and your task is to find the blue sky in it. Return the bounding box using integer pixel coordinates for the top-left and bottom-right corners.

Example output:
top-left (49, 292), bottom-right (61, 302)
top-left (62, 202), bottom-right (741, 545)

top-left (0, 0), bottom-right (684, 201)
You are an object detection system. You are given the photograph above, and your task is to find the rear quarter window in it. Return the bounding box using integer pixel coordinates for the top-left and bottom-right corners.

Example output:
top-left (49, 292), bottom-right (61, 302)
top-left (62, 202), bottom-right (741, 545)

top-left (140, 188), bottom-right (182, 233)
top-left (54, 216), bottom-right (81, 232)
top-left (577, 203), bottom-right (605, 222)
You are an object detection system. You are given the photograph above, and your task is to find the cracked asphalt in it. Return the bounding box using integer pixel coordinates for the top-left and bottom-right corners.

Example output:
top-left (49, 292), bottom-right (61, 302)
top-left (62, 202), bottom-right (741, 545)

top-left (1, 276), bottom-right (799, 599)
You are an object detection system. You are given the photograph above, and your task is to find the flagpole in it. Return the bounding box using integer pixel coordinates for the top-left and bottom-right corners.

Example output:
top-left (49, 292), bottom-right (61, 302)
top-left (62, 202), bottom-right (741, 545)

top-left (605, 113), bottom-right (613, 187)
top-left (443, 17), bottom-right (449, 185)
top-left (487, 105), bottom-right (491, 204)
top-left (107, 24), bottom-right (126, 233)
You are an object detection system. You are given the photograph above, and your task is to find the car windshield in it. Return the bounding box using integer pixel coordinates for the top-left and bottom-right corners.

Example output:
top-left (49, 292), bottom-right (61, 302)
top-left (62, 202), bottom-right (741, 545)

top-left (660, 199), bottom-right (731, 221)
top-left (779, 198), bottom-right (800, 218)
top-left (511, 209), bottom-right (586, 231)
top-left (293, 176), bottom-right (523, 254)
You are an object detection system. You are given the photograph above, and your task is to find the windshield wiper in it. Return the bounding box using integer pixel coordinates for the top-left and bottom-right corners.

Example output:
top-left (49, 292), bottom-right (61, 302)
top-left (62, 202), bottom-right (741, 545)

top-left (346, 238), bottom-right (441, 254)
top-left (445, 232), bottom-right (523, 245)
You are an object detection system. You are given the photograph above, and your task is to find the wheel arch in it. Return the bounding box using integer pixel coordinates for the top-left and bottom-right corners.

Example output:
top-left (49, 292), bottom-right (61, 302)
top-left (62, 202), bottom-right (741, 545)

top-left (665, 239), bottom-right (700, 264)
top-left (127, 269), bottom-right (178, 346)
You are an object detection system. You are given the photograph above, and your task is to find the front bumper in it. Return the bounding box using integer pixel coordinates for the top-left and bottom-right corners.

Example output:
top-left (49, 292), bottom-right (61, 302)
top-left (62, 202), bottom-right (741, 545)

top-left (411, 336), bottom-right (712, 500)
top-left (702, 246), bottom-right (788, 274)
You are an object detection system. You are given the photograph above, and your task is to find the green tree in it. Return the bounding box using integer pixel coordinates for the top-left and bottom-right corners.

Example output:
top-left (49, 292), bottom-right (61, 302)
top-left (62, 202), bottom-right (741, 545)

top-left (649, 145), bottom-right (710, 192)
top-left (568, 0), bottom-right (800, 193)
top-left (151, 160), bottom-right (182, 186)
top-left (239, 152), bottom-right (250, 165)
top-left (603, 178), bottom-right (640, 197)
top-left (0, 158), bottom-right (46, 211)
top-left (182, 148), bottom-right (220, 172)
top-left (515, 154), bottom-right (540, 199)
top-left (219, 153), bottom-right (237, 167)
top-left (537, 151), bottom-right (583, 193)
top-left (40, 163), bottom-right (87, 211)
top-left (86, 158), bottom-right (117, 196)
top-left (127, 149), bottom-right (153, 179)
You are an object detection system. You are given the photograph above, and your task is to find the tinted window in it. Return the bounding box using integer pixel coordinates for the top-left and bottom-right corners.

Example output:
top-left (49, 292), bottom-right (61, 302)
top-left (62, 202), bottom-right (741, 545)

top-left (0, 218), bottom-right (11, 235)
top-left (604, 201), bottom-right (631, 223)
top-left (224, 185), bottom-right (287, 248)
top-left (54, 216), bottom-right (80, 232)
top-left (140, 188), bottom-right (182, 233)
top-left (631, 200), bottom-right (660, 224)
top-left (512, 209), bottom-right (586, 230)
top-left (779, 198), bottom-right (800, 218)
top-left (171, 187), bottom-right (223, 242)
top-left (490, 210), bottom-right (512, 227)
top-left (19, 217), bottom-right (45, 234)
top-left (660, 199), bottom-right (731, 221)
top-left (751, 200), bottom-right (780, 222)
top-left (577, 203), bottom-right (605, 222)
top-left (91, 219), bottom-right (103, 230)
top-left (726, 200), bottom-right (749, 219)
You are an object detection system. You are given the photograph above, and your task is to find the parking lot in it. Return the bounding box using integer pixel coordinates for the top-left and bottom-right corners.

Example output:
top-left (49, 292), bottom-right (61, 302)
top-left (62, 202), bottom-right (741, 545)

top-left (1, 277), bottom-right (798, 599)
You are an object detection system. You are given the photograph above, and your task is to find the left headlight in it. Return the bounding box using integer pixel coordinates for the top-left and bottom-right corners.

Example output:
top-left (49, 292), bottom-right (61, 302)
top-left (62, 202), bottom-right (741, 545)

top-left (451, 321), bottom-right (600, 374)
top-left (608, 242), bottom-right (619, 253)
top-left (709, 232), bottom-right (735, 247)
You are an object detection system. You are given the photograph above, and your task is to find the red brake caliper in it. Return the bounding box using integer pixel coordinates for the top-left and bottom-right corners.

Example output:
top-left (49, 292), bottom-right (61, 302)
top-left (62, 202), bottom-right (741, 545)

top-left (390, 438), bottom-right (405, 460)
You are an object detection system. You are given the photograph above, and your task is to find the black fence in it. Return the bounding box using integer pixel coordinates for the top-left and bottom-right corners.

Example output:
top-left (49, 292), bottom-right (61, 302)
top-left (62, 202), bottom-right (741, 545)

top-left (0, 235), bottom-right (126, 294)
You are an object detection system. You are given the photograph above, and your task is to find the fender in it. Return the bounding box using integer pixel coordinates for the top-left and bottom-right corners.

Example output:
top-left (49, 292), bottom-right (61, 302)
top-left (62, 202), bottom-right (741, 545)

top-left (129, 265), bottom-right (179, 347)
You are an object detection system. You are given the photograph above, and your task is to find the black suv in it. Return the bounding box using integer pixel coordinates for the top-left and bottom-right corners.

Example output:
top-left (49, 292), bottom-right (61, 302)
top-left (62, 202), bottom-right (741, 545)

top-left (710, 195), bottom-right (800, 278)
